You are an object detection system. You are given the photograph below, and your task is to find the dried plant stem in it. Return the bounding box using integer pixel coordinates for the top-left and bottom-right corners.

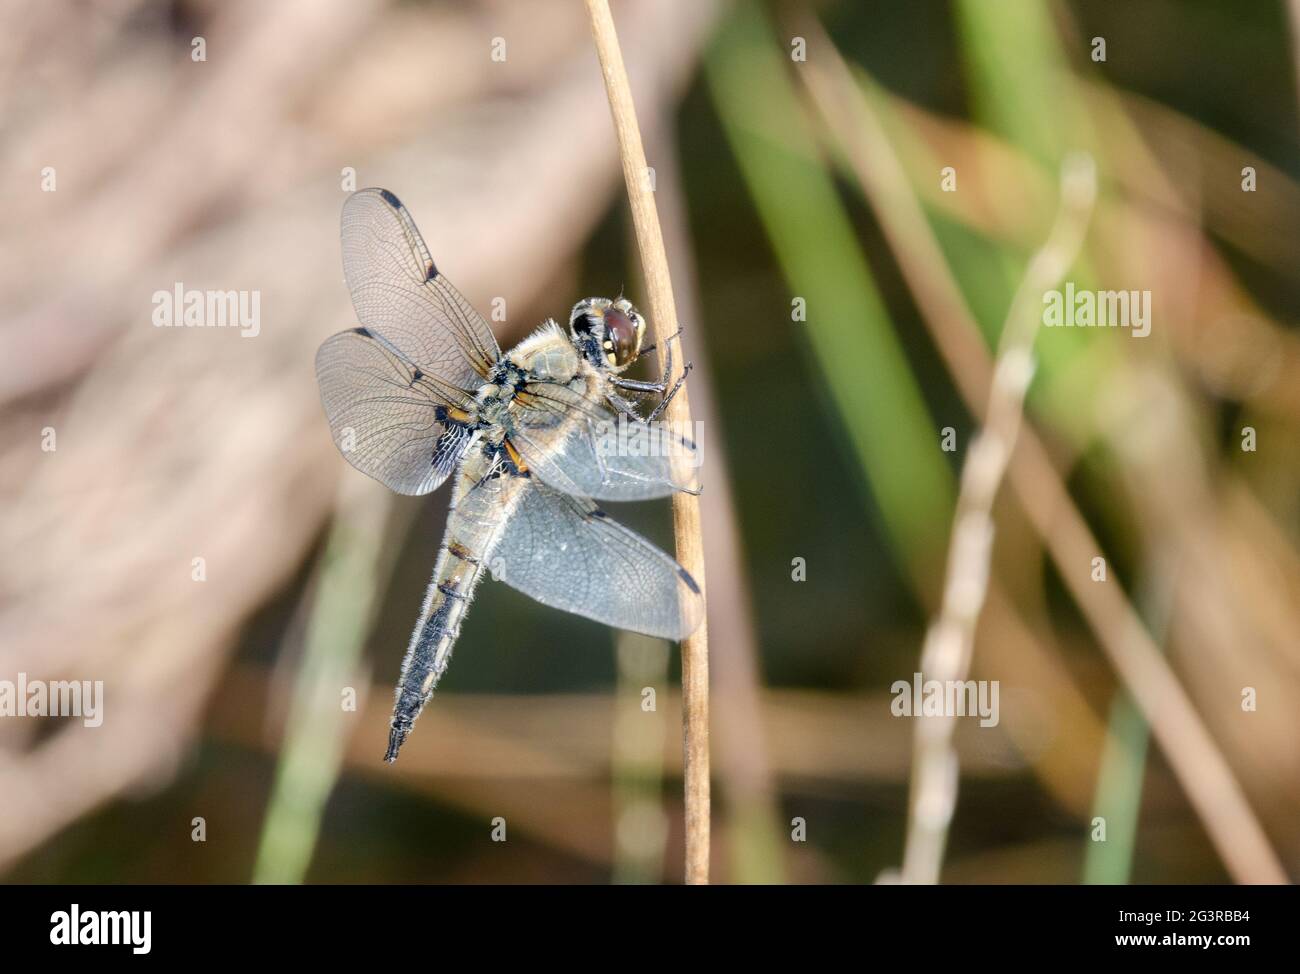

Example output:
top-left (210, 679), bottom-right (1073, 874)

top-left (899, 155), bottom-right (1098, 884)
top-left (584, 0), bottom-right (710, 884)
top-left (640, 104), bottom-right (785, 882)
top-left (801, 34), bottom-right (1288, 884)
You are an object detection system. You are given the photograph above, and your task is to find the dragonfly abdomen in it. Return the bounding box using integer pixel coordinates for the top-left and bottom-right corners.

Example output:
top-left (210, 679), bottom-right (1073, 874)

top-left (385, 538), bottom-right (485, 762)
top-left (384, 453), bottom-right (526, 763)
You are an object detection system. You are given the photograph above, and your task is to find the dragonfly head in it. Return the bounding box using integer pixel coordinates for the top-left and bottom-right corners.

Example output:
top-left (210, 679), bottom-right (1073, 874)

top-left (569, 296), bottom-right (646, 374)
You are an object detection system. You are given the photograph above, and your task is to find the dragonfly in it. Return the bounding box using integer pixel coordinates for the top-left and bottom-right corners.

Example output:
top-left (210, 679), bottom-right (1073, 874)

top-left (315, 188), bottom-right (704, 763)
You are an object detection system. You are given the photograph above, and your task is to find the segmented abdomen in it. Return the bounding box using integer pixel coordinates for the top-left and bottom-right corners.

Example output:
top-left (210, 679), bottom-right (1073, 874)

top-left (385, 447), bottom-right (526, 762)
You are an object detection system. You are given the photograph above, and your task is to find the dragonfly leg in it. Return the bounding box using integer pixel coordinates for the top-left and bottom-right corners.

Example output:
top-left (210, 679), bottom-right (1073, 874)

top-left (617, 324), bottom-right (681, 394)
top-left (611, 375), bottom-right (667, 393)
top-left (638, 326), bottom-right (684, 362)
top-left (646, 361), bottom-right (693, 422)
top-left (648, 328), bottom-right (675, 389)
top-left (606, 390), bottom-right (648, 420)
top-left (615, 327), bottom-right (688, 396)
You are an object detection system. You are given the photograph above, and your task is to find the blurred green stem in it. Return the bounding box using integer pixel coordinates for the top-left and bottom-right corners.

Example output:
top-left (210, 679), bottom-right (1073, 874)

top-left (706, 1), bottom-right (954, 597)
top-left (956, 0), bottom-right (1081, 167)
top-left (1083, 556), bottom-right (1174, 884)
top-left (252, 478), bottom-right (393, 884)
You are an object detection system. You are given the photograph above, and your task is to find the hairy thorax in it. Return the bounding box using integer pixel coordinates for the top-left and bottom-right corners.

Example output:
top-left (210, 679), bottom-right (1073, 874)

top-left (474, 323), bottom-right (591, 437)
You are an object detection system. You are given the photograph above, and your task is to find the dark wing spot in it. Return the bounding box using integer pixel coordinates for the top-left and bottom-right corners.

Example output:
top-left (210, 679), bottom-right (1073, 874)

top-left (378, 189), bottom-right (402, 208)
top-left (678, 567), bottom-right (701, 595)
top-left (426, 262), bottom-right (439, 281)
top-left (352, 326), bottom-right (372, 338)
top-left (590, 509), bottom-right (608, 519)
top-left (411, 367), bottom-right (424, 383)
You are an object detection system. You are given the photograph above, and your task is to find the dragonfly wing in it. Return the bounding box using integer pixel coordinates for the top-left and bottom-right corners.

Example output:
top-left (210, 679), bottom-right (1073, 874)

top-left (489, 478), bottom-right (703, 640)
top-left (341, 188), bottom-right (500, 383)
top-left (508, 380), bottom-right (701, 500)
top-left (315, 328), bottom-right (476, 495)
top-left (316, 188), bottom-right (500, 494)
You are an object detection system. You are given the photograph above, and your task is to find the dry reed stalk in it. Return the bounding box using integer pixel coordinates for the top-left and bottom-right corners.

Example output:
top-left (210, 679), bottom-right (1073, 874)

top-left (639, 96), bottom-right (785, 881)
top-left (583, 0), bottom-right (711, 884)
top-left (800, 30), bottom-right (1288, 884)
top-left (899, 153), bottom-right (1098, 883)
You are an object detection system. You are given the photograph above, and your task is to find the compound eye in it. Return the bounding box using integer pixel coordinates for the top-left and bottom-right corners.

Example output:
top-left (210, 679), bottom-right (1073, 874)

top-left (603, 308), bottom-right (639, 367)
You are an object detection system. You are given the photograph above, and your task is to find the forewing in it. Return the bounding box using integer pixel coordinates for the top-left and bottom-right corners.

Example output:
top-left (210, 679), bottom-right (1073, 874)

top-left (489, 479), bottom-right (703, 640)
top-left (341, 187), bottom-right (500, 384)
top-left (509, 380), bottom-right (701, 501)
top-left (315, 328), bottom-right (475, 494)
top-left (317, 187), bottom-right (498, 494)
